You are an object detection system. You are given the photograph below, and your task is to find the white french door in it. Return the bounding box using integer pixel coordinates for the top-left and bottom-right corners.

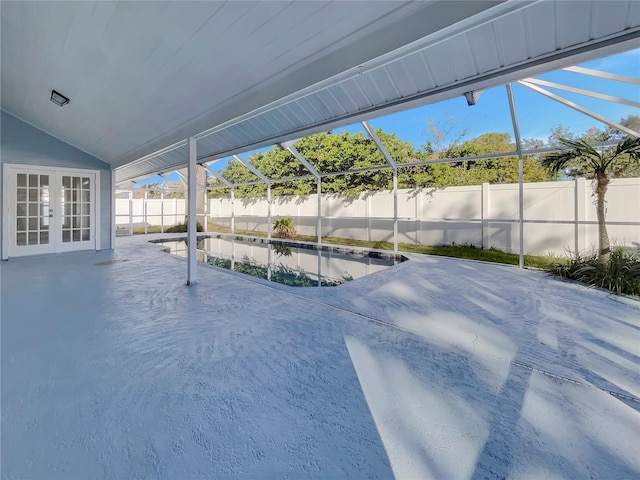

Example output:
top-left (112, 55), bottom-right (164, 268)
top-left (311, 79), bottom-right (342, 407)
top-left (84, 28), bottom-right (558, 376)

top-left (3, 165), bottom-right (99, 258)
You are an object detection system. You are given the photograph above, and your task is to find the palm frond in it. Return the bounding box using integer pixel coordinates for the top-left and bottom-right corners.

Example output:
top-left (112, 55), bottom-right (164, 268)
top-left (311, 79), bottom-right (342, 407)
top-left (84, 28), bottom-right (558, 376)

top-left (602, 136), bottom-right (640, 171)
top-left (542, 138), bottom-right (600, 173)
top-left (562, 138), bottom-right (601, 158)
top-left (541, 151), bottom-right (574, 172)
top-left (614, 136), bottom-right (640, 158)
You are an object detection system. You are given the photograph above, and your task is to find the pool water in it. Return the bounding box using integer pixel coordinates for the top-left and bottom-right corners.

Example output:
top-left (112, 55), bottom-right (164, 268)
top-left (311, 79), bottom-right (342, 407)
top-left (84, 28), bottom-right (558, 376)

top-left (153, 234), bottom-right (406, 287)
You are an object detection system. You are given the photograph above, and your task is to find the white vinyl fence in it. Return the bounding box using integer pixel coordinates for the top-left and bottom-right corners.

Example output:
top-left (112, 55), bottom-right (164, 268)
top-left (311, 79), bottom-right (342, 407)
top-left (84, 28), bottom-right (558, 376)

top-left (115, 194), bottom-right (186, 235)
top-left (117, 178), bottom-right (640, 255)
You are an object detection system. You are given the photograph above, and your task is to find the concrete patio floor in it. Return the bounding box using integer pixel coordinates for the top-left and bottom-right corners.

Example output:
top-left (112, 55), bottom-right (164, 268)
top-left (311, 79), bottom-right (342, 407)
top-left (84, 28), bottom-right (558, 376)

top-left (1, 234), bottom-right (639, 479)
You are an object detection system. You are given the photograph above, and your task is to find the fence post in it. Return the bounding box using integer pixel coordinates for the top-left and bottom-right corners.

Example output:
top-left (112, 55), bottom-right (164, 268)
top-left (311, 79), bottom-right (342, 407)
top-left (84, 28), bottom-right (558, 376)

top-left (160, 193), bottom-right (164, 234)
top-left (366, 194), bottom-right (371, 242)
top-left (575, 177), bottom-right (586, 254)
top-left (482, 183), bottom-right (490, 249)
top-left (231, 189), bottom-right (235, 235)
top-left (250, 200), bottom-right (254, 234)
top-left (128, 195), bottom-right (133, 235)
top-left (203, 195), bottom-right (208, 233)
top-left (297, 198), bottom-right (301, 236)
top-left (416, 188), bottom-right (421, 245)
top-left (174, 197), bottom-right (178, 225)
top-left (144, 191), bottom-right (148, 235)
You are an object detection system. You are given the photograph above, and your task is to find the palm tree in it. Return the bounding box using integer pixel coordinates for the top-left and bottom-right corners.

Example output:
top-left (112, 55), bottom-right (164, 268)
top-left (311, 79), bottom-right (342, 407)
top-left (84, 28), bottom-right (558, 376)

top-left (542, 136), bottom-right (640, 266)
top-left (272, 217), bottom-right (296, 239)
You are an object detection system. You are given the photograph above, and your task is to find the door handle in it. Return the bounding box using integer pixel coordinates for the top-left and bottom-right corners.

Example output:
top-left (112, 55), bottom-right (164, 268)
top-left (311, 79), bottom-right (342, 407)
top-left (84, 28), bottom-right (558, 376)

top-left (49, 210), bottom-right (54, 218)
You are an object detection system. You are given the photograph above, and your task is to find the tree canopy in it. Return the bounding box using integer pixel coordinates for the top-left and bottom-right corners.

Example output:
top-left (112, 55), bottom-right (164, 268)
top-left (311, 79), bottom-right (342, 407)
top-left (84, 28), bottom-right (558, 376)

top-left (208, 128), bottom-right (554, 198)
top-left (201, 114), bottom-right (638, 198)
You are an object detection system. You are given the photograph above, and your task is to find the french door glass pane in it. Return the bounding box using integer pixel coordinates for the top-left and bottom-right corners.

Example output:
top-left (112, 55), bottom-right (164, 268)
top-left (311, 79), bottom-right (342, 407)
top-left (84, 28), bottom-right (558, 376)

top-left (60, 175), bottom-right (90, 243)
top-left (16, 174), bottom-right (50, 246)
top-left (14, 171), bottom-right (92, 252)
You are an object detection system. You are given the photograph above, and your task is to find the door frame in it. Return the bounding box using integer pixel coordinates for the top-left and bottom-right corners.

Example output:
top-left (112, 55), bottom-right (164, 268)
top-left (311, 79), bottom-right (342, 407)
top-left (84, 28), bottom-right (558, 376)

top-left (2, 163), bottom-right (101, 259)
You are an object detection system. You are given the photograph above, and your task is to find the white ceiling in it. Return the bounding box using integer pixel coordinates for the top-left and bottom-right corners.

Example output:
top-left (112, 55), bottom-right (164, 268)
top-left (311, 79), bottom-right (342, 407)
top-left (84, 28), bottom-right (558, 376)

top-left (1, 1), bottom-right (639, 183)
top-left (1, 1), bottom-right (500, 165)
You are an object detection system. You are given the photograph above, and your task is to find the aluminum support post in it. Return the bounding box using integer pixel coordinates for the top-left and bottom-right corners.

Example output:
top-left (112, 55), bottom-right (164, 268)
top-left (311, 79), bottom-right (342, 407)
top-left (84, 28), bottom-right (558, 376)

top-left (205, 167), bottom-right (236, 235)
top-left (267, 183), bottom-right (272, 240)
top-left (506, 84), bottom-right (525, 269)
top-left (317, 178), bottom-right (322, 245)
top-left (110, 170), bottom-right (116, 249)
top-left (393, 167), bottom-right (398, 253)
top-left (232, 155), bottom-right (271, 238)
top-left (187, 137), bottom-right (198, 285)
top-left (280, 141), bottom-right (322, 245)
top-left (362, 120), bottom-right (398, 253)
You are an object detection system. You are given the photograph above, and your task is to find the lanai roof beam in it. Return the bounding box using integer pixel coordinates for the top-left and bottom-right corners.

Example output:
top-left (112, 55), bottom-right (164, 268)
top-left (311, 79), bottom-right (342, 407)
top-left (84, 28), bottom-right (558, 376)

top-left (517, 81), bottom-right (640, 138)
top-left (521, 78), bottom-right (640, 108)
top-left (232, 154), bottom-right (270, 184)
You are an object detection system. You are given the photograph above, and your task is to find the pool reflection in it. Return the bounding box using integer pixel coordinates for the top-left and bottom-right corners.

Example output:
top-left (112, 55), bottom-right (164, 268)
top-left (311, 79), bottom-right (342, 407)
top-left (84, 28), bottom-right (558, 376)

top-left (155, 235), bottom-right (405, 287)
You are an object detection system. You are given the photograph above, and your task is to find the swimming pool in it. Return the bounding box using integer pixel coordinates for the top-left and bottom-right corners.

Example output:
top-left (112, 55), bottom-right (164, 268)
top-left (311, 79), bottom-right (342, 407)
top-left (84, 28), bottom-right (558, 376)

top-left (153, 234), bottom-right (406, 287)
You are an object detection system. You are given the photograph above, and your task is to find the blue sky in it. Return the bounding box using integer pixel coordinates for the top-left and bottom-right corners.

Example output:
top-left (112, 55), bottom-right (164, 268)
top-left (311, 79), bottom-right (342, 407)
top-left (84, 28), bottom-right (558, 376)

top-left (137, 49), bottom-right (639, 185)
top-left (366, 48), bottom-right (639, 148)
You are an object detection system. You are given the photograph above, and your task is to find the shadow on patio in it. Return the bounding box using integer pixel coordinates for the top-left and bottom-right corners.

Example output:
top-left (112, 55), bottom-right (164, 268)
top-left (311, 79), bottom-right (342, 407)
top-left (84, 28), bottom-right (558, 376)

top-left (1, 235), bottom-right (639, 478)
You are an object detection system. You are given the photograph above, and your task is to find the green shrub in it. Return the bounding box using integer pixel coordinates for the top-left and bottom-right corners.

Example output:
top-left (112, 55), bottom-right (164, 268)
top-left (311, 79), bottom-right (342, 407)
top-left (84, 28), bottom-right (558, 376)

top-left (165, 220), bottom-right (203, 233)
top-left (546, 248), bottom-right (640, 296)
top-left (272, 217), bottom-right (296, 239)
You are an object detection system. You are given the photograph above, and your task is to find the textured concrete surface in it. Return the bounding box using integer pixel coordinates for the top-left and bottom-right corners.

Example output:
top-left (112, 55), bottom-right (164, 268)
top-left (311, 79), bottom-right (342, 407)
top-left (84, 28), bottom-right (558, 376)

top-left (1, 233), bottom-right (639, 479)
